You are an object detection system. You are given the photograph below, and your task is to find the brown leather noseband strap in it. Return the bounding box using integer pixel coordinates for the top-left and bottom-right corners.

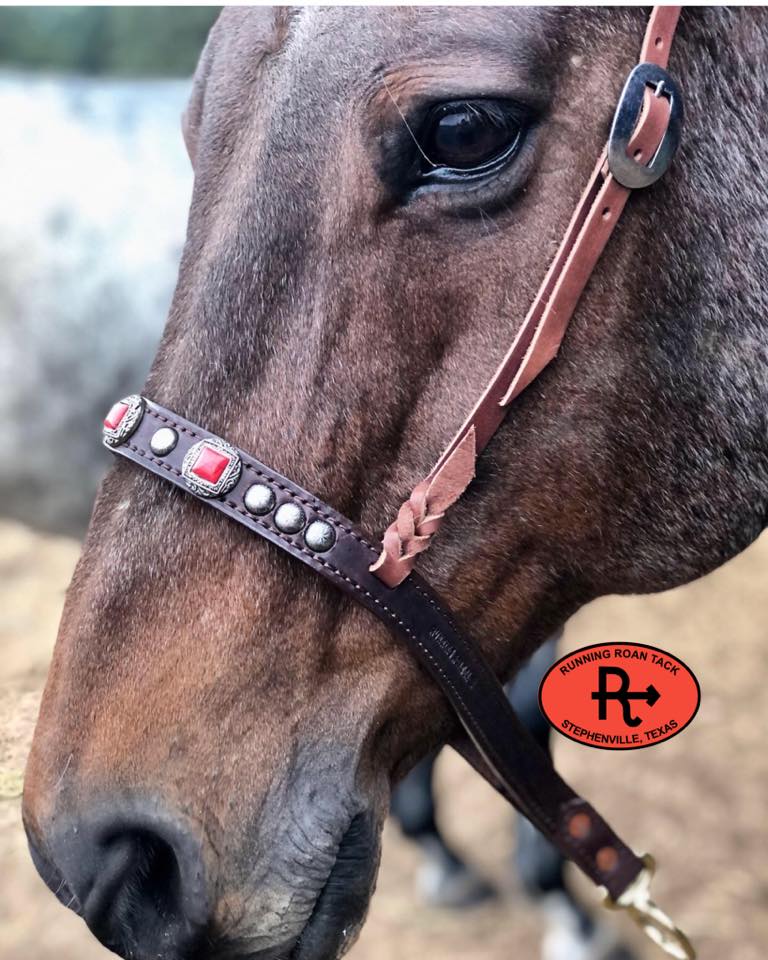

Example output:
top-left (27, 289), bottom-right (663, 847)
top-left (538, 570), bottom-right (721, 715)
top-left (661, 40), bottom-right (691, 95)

top-left (106, 398), bottom-right (644, 899)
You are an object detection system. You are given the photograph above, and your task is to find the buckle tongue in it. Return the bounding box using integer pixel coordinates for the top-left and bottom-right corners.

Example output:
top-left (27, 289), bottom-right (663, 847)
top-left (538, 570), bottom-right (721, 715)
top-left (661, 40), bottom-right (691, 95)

top-left (604, 855), bottom-right (695, 959)
top-left (608, 62), bottom-right (683, 188)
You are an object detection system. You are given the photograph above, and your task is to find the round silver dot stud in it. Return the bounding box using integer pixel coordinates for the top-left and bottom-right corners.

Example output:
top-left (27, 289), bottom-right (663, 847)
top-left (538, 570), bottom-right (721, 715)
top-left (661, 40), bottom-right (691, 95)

top-left (274, 502), bottom-right (306, 534)
top-left (149, 427), bottom-right (178, 456)
top-left (244, 483), bottom-right (276, 516)
top-left (304, 520), bottom-right (336, 553)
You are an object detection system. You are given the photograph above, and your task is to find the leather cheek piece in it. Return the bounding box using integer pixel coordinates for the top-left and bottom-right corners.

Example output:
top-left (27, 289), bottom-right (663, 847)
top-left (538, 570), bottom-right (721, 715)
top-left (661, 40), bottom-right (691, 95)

top-left (371, 15), bottom-right (679, 588)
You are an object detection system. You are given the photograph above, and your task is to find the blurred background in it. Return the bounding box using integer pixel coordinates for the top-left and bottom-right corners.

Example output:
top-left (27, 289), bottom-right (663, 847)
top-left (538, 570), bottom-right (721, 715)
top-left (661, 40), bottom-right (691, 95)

top-left (0, 8), bottom-right (766, 960)
top-left (0, 6), bottom-right (217, 535)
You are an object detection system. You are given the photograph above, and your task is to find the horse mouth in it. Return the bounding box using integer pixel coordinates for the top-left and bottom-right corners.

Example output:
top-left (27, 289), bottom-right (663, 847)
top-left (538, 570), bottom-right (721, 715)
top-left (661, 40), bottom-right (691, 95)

top-left (289, 812), bottom-right (380, 960)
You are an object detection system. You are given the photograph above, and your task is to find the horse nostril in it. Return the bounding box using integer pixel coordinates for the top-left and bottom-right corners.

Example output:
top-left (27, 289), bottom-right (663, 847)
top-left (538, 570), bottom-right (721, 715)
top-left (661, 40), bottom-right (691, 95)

top-left (45, 808), bottom-right (209, 960)
top-left (84, 831), bottom-right (182, 951)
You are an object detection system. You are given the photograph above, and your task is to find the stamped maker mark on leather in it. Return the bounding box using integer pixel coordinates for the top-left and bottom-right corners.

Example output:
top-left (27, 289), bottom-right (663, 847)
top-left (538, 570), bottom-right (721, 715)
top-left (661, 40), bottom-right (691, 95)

top-left (427, 627), bottom-right (476, 688)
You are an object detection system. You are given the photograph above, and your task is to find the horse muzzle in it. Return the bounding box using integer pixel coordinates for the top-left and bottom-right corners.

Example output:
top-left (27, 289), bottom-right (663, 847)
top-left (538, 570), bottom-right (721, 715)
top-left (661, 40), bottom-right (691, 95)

top-left (24, 796), bottom-right (380, 960)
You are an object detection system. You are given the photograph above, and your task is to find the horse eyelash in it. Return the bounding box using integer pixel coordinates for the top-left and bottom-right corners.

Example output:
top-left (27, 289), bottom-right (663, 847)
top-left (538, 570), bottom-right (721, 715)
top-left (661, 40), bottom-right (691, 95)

top-left (381, 75), bottom-right (438, 170)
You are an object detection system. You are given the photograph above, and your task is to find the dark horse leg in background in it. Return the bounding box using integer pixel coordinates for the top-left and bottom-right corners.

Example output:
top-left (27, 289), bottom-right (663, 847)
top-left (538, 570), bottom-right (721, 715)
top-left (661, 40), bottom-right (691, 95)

top-left (390, 634), bottom-right (637, 959)
top-left (389, 749), bottom-right (497, 907)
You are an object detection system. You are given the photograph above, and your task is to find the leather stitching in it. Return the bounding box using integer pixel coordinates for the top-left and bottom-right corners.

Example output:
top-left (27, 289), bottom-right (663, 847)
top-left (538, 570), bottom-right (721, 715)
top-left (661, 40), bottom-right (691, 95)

top-left (143, 408), bottom-right (378, 553)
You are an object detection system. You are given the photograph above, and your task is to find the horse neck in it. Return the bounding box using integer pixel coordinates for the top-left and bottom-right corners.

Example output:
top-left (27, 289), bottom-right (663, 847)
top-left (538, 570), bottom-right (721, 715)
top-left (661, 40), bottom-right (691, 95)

top-left (677, 8), bottom-right (768, 336)
top-left (658, 8), bottom-right (768, 535)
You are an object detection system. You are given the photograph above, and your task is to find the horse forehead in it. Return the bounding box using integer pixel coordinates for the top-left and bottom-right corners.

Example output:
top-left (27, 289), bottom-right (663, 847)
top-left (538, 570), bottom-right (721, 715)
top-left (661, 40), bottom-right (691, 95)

top-left (219, 6), bottom-right (561, 98)
top-left (284, 6), bottom-right (549, 53)
top-left (198, 5), bottom-right (570, 227)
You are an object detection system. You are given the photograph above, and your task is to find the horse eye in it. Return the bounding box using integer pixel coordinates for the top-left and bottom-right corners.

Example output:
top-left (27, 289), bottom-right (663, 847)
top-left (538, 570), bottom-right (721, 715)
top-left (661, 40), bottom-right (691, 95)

top-left (419, 100), bottom-right (525, 179)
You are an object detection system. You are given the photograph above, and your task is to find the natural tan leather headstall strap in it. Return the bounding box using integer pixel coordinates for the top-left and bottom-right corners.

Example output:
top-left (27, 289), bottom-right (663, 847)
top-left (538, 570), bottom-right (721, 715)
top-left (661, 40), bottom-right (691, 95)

top-left (372, 5), bottom-right (682, 588)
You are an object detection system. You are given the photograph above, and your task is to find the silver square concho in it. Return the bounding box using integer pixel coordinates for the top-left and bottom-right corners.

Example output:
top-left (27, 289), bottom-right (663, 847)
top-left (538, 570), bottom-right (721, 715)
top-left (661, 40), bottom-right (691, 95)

top-left (181, 437), bottom-right (242, 498)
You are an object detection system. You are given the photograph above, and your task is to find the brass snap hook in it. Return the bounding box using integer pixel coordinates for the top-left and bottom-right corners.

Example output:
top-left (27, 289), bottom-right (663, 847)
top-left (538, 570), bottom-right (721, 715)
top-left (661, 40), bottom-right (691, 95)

top-left (603, 854), bottom-right (696, 960)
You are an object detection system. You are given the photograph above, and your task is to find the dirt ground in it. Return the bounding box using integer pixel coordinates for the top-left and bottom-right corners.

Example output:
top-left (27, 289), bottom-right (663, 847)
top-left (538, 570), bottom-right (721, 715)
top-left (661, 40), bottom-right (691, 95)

top-left (1, 517), bottom-right (767, 960)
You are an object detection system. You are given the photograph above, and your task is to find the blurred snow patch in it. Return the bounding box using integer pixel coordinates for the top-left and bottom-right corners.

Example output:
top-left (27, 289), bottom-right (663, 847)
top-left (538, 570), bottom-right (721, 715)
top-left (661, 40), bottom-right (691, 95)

top-left (0, 71), bottom-right (192, 534)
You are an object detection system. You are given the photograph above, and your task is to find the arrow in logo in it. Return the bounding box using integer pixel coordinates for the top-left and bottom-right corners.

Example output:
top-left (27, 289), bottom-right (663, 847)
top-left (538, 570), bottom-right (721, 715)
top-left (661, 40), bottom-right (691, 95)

top-left (632, 683), bottom-right (661, 707)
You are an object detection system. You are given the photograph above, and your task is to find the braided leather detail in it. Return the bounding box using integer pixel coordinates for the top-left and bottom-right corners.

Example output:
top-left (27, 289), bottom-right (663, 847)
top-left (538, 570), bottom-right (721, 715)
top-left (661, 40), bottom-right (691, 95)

top-left (371, 427), bottom-right (476, 587)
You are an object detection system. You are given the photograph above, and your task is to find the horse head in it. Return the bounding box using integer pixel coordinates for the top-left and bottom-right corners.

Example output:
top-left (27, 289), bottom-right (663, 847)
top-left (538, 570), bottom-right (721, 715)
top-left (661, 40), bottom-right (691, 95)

top-left (23, 8), bottom-right (768, 960)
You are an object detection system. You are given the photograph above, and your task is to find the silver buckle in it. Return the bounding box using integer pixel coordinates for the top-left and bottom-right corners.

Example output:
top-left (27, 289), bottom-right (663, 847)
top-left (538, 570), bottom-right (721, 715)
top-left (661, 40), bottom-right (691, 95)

top-left (604, 855), bottom-right (696, 959)
top-left (608, 63), bottom-right (683, 189)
